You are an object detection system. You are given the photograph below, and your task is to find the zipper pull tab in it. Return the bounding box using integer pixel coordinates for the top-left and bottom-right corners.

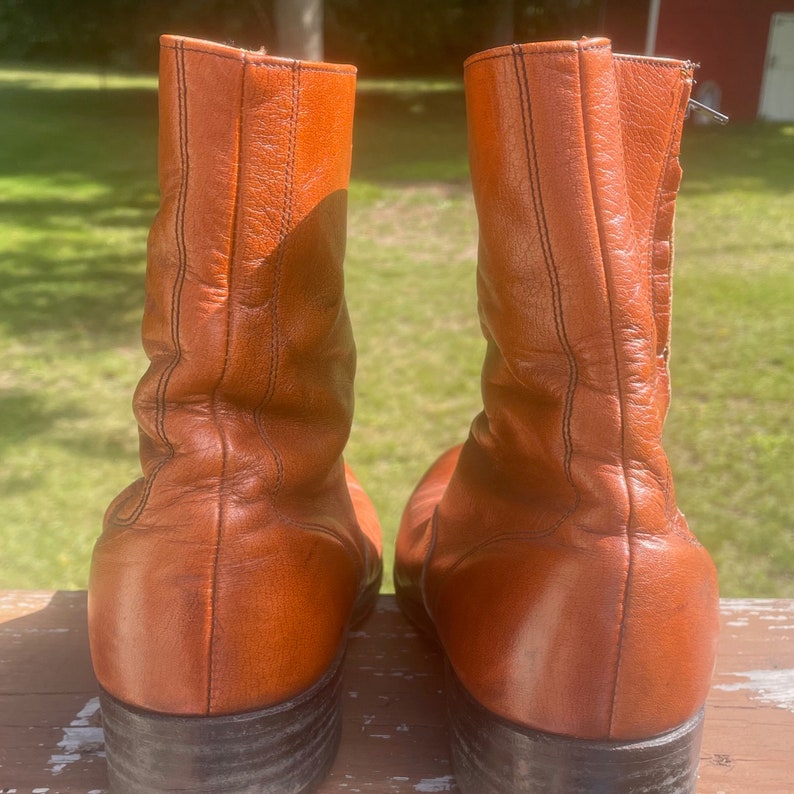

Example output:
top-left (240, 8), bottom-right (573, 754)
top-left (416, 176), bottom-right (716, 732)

top-left (687, 98), bottom-right (729, 125)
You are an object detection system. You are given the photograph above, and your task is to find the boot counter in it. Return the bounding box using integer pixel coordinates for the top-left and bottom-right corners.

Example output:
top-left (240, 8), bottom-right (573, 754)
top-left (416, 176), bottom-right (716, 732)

top-left (428, 526), bottom-right (719, 741)
top-left (89, 509), bottom-right (360, 715)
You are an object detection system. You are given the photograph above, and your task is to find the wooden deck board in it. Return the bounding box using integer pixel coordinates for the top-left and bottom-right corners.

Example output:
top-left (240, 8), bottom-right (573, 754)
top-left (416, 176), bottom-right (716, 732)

top-left (1, 592), bottom-right (792, 792)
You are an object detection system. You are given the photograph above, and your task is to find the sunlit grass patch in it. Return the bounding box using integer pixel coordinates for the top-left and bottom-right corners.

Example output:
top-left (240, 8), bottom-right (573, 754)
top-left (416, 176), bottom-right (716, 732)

top-left (0, 64), bottom-right (792, 595)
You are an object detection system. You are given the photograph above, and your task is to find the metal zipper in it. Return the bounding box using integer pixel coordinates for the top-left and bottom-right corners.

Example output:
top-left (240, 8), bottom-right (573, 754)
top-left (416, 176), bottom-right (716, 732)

top-left (686, 98), bottom-right (729, 125)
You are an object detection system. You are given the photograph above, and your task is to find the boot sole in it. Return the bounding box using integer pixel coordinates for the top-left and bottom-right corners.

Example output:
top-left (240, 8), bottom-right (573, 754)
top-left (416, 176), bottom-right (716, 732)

top-left (447, 662), bottom-right (705, 794)
top-left (100, 650), bottom-right (343, 794)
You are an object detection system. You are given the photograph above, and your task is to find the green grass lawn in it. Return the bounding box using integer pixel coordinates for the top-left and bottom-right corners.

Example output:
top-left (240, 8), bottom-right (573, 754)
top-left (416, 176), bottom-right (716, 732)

top-left (1, 65), bottom-right (792, 596)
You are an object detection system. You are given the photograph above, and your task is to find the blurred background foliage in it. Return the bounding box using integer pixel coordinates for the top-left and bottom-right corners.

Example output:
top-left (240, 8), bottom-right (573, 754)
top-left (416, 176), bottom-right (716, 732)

top-left (0, 0), bottom-right (604, 74)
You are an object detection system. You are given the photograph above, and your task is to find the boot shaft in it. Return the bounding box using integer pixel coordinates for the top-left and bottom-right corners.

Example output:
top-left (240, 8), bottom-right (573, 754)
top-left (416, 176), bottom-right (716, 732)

top-left (134, 36), bottom-right (358, 514)
top-left (458, 39), bottom-right (693, 537)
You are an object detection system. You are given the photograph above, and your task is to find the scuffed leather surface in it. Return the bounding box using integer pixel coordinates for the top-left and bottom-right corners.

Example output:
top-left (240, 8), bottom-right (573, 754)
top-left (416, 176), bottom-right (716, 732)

top-left (89, 36), bottom-right (381, 716)
top-left (395, 39), bottom-right (719, 741)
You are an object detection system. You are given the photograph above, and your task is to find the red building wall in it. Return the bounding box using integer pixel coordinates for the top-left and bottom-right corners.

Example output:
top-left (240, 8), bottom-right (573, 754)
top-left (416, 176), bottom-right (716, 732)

top-left (602, 0), bottom-right (794, 120)
top-left (655, 0), bottom-right (794, 120)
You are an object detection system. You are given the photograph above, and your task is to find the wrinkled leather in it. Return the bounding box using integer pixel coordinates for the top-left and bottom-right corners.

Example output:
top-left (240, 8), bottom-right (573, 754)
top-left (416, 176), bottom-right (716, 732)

top-left (395, 38), bottom-right (719, 741)
top-left (89, 35), bottom-right (382, 717)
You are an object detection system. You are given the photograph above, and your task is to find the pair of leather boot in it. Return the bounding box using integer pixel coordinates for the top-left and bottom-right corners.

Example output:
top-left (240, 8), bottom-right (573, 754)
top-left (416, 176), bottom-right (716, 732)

top-left (89, 34), bottom-right (719, 794)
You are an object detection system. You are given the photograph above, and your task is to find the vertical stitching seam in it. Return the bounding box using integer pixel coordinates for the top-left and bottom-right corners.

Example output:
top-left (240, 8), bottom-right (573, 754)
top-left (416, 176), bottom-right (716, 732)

top-left (252, 65), bottom-right (365, 576)
top-left (647, 80), bottom-right (684, 520)
top-left (117, 39), bottom-right (189, 526)
top-left (652, 75), bottom-right (700, 545)
top-left (513, 45), bottom-right (581, 526)
top-left (436, 47), bottom-right (588, 590)
top-left (645, 73), bottom-right (685, 360)
top-left (206, 53), bottom-right (247, 716)
top-left (574, 46), bottom-right (634, 737)
top-left (272, 63), bottom-right (301, 502)
top-left (255, 62), bottom-right (299, 506)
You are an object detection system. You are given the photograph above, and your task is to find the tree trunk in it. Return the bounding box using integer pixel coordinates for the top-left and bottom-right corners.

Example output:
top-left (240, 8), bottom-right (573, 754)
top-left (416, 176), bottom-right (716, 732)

top-left (487, 0), bottom-right (515, 49)
top-left (273, 0), bottom-right (324, 61)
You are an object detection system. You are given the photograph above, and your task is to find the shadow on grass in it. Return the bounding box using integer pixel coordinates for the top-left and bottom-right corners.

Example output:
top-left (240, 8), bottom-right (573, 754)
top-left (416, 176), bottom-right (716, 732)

top-left (352, 85), bottom-right (468, 183)
top-left (1, 79), bottom-right (159, 347)
top-left (0, 73), bottom-right (470, 351)
top-left (0, 391), bottom-right (86, 449)
top-left (0, 243), bottom-right (147, 344)
top-left (2, 69), bottom-right (791, 356)
top-left (0, 84), bottom-right (158, 178)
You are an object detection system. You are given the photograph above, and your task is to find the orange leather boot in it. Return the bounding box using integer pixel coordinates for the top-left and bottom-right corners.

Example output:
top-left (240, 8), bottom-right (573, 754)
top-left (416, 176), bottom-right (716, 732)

top-left (395, 38), bottom-right (719, 793)
top-left (89, 35), bottom-right (382, 793)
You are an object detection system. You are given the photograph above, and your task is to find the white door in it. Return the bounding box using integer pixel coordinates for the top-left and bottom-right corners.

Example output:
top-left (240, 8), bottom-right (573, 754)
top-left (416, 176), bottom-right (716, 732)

top-left (759, 13), bottom-right (794, 121)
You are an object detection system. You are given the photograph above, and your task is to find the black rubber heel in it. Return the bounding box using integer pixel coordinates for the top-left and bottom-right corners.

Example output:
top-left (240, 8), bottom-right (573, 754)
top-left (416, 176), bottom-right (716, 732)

top-left (447, 666), bottom-right (705, 794)
top-left (100, 656), bottom-right (344, 794)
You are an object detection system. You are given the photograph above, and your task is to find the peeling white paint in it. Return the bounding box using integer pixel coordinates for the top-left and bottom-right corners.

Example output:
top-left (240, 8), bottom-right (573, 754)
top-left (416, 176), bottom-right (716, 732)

top-left (720, 599), bottom-right (794, 615)
top-left (47, 697), bottom-right (105, 775)
top-left (715, 668), bottom-right (794, 713)
top-left (0, 627), bottom-right (70, 635)
top-left (415, 776), bottom-right (456, 792)
top-left (0, 591), bottom-right (54, 611)
top-left (71, 697), bottom-right (101, 727)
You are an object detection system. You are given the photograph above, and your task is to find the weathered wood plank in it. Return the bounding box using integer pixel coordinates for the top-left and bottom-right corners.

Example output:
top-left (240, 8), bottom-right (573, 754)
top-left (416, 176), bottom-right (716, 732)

top-left (0, 592), bottom-right (792, 792)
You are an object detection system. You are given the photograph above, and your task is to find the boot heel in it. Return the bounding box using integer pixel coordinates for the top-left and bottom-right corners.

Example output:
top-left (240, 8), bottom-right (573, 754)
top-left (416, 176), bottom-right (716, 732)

top-left (100, 657), bottom-right (343, 794)
top-left (447, 666), bottom-right (704, 794)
